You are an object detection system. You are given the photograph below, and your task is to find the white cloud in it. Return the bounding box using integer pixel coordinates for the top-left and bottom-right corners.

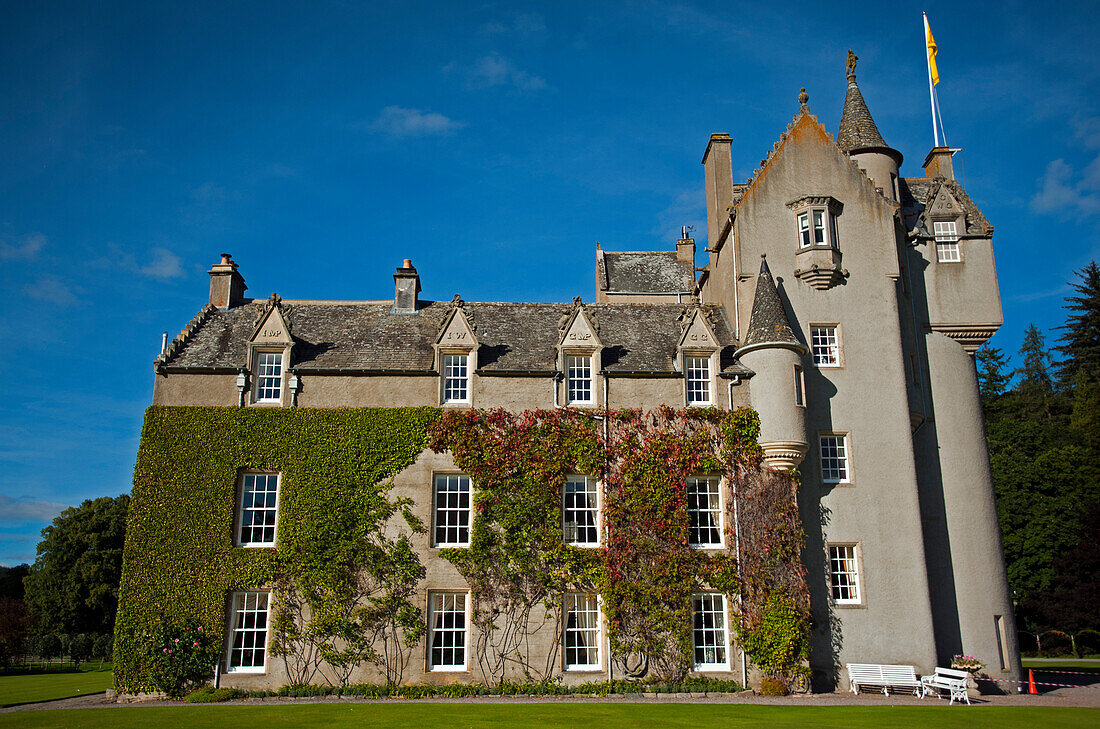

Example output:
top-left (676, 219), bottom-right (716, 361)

top-left (24, 276), bottom-right (79, 306)
top-left (1031, 116), bottom-right (1100, 217)
top-left (140, 248), bottom-right (184, 280)
top-left (0, 494), bottom-right (69, 523)
top-left (454, 54), bottom-right (547, 92)
top-left (0, 233), bottom-right (47, 261)
top-left (481, 13), bottom-right (545, 35)
top-left (372, 106), bottom-right (465, 137)
top-left (1031, 158), bottom-right (1100, 216)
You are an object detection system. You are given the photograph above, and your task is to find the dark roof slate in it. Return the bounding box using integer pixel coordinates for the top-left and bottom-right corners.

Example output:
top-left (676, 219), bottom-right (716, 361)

top-left (740, 258), bottom-right (802, 350)
top-left (837, 75), bottom-right (888, 153)
top-left (899, 177), bottom-right (993, 236)
top-left (602, 251), bottom-right (693, 293)
top-left (163, 300), bottom-right (742, 375)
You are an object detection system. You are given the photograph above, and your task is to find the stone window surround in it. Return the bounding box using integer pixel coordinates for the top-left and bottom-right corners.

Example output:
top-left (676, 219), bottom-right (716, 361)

top-left (249, 347), bottom-right (289, 406)
top-left (226, 591), bottom-right (271, 673)
top-left (431, 472), bottom-right (473, 549)
top-left (827, 542), bottom-right (866, 608)
top-left (562, 475), bottom-right (601, 548)
top-left (234, 471), bottom-right (281, 548)
top-left (439, 350), bottom-right (474, 406)
top-left (562, 349), bottom-right (598, 407)
top-left (427, 591), bottom-right (470, 672)
top-left (818, 431), bottom-right (854, 486)
top-left (562, 593), bottom-right (603, 672)
top-left (692, 592), bottom-right (731, 670)
top-left (687, 476), bottom-right (725, 549)
top-left (809, 323), bottom-right (843, 369)
top-left (682, 349), bottom-right (718, 407)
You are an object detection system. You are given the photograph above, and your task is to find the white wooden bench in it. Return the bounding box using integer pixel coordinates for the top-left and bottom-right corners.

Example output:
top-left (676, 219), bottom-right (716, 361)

top-left (921, 666), bottom-right (971, 705)
top-left (845, 663), bottom-right (923, 696)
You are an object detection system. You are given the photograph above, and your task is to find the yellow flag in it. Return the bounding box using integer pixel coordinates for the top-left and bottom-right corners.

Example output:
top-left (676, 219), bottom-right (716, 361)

top-left (925, 14), bottom-right (940, 85)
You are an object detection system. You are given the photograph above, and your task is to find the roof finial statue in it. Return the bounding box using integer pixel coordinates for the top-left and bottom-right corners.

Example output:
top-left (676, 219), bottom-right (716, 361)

top-left (846, 49), bottom-right (858, 80)
top-left (798, 88), bottom-right (809, 106)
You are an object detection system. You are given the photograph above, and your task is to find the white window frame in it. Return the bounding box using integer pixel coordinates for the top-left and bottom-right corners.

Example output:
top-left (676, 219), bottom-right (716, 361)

top-left (428, 591), bottom-right (469, 671)
top-left (819, 433), bottom-right (851, 485)
top-left (685, 354), bottom-right (713, 406)
top-left (692, 593), bottom-right (731, 670)
top-left (828, 543), bottom-right (862, 605)
top-left (687, 476), bottom-right (724, 548)
top-left (253, 351), bottom-right (284, 404)
top-left (563, 476), bottom-right (600, 547)
top-left (432, 474), bottom-right (472, 548)
top-left (236, 472), bottom-right (280, 547)
top-left (227, 591), bottom-right (270, 673)
top-left (934, 220), bottom-right (961, 263)
top-left (810, 325), bottom-right (841, 368)
top-left (796, 207), bottom-right (834, 249)
top-left (565, 353), bottom-right (595, 405)
top-left (442, 352), bottom-right (471, 404)
top-left (563, 593), bottom-right (602, 671)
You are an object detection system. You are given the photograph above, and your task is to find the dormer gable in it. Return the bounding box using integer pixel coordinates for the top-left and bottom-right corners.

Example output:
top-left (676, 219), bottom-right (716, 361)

top-left (434, 296), bottom-right (478, 368)
top-left (676, 305), bottom-right (719, 353)
top-left (558, 298), bottom-right (602, 351)
top-left (925, 182), bottom-right (965, 226)
top-left (249, 294), bottom-right (293, 347)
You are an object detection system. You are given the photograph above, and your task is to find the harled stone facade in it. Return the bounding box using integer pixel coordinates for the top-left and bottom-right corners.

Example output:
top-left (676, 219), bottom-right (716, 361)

top-left (139, 58), bottom-right (1021, 692)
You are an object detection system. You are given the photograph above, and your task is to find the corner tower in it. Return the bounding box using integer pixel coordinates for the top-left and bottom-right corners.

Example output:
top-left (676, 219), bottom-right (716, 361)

top-left (735, 256), bottom-right (808, 470)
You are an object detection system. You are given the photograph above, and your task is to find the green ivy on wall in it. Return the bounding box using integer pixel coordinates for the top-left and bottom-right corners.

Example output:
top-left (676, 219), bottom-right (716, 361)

top-left (117, 404), bottom-right (810, 693)
top-left (114, 405), bottom-right (439, 692)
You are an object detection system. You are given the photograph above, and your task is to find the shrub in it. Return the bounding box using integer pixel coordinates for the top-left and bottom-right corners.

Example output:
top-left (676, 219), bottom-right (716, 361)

top-left (148, 622), bottom-right (219, 698)
top-left (70, 633), bottom-right (94, 665)
top-left (184, 686), bottom-right (248, 703)
top-left (760, 676), bottom-right (789, 696)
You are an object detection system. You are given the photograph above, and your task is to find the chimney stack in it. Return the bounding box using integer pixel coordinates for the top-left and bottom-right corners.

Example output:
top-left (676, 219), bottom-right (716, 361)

top-left (676, 226), bottom-right (695, 264)
top-left (702, 134), bottom-right (733, 252)
top-left (208, 253), bottom-right (247, 309)
top-left (393, 259), bottom-right (421, 314)
top-left (923, 146), bottom-right (958, 180)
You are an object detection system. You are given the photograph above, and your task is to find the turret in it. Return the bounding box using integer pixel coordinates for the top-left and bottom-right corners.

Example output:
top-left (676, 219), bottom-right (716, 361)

top-left (837, 51), bottom-right (903, 201)
top-left (734, 256), bottom-right (808, 470)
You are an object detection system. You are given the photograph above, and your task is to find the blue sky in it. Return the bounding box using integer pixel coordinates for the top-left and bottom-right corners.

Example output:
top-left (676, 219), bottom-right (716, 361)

top-left (1, 0), bottom-right (1097, 565)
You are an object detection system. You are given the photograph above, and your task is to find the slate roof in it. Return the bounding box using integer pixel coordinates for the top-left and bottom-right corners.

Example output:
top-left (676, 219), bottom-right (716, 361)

top-left (899, 177), bottom-right (994, 236)
top-left (836, 74), bottom-right (889, 153)
top-left (601, 251), bottom-right (694, 293)
top-left (162, 300), bottom-right (744, 375)
top-left (739, 258), bottom-right (803, 352)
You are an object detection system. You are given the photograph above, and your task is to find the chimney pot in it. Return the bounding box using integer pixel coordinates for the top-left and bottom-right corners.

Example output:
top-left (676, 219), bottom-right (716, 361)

top-left (220, 253), bottom-right (232, 264)
top-left (403, 258), bottom-right (413, 269)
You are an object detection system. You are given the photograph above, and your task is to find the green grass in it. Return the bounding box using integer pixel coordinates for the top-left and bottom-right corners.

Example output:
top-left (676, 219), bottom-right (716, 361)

top-left (0, 668), bottom-right (114, 708)
top-left (0, 705), bottom-right (1096, 729)
top-left (1023, 659), bottom-right (1100, 670)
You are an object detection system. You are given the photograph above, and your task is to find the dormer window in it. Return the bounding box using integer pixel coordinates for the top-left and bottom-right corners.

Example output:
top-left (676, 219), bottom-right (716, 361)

top-left (254, 352), bottom-right (283, 403)
top-left (442, 353), bottom-right (470, 403)
top-left (933, 220), bottom-right (961, 262)
top-left (685, 355), bottom-right (712, 405)
top-left (566, 354), bottom-right (594, 405)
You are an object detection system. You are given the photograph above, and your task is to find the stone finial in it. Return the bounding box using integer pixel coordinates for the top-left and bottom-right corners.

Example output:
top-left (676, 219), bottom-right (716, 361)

top-left (846, 49), bottom-right (858, 79)
top-left (798, 88), bottom-right (809, 106)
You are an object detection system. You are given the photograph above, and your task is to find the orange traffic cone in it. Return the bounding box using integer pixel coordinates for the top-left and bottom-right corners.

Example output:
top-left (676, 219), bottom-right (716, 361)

top-left (1028, 669), bottom-right (1038, 694)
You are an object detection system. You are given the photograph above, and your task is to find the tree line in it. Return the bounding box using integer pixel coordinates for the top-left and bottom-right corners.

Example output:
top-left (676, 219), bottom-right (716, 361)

top-left (977, 262), bottom-right (1100, 645)
top-left (0, 495), bottom-right (128, 668)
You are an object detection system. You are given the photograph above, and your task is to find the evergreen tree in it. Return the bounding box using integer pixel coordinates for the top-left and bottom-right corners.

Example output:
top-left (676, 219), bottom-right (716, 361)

top-left (1056, 261), bottom-right (1100, 388)
top-left (976, 344), bottom-right (1011, 402)
top-left (1014, 324), bottom-right (1055, 422)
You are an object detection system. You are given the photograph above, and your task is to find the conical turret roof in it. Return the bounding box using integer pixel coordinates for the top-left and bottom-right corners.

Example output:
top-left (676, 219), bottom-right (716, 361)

top-left (737, 256), bottom-right (806, 355)
top-left (836, 53), bottom-right (900, 164)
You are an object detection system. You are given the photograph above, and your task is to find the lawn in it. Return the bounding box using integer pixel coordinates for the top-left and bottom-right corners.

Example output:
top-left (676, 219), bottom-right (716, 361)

top-left (0, 705), bottom-right (1096, 729)
top-left (1023, 659), bottom-right (1100, 670)
top-left (0, 667), bottom-right (114, 708)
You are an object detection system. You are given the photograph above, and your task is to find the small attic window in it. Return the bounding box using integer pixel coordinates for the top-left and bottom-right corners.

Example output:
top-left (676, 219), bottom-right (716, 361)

top-left (934, 221), bottom-right (961, 263)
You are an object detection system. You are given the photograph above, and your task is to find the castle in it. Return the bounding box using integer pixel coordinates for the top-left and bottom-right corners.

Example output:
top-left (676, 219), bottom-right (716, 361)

top-left (117, 56), bottom-right (1022, 692)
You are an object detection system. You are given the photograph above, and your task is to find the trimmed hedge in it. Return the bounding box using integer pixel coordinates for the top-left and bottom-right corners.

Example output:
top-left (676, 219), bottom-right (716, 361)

top-left (114, 406), bottom-right (440, 693)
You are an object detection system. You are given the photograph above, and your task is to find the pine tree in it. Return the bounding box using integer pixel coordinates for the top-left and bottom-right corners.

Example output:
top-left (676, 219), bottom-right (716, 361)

top-left (1056, 261), bottom-right (1100, 388)
top-left (976, 344), bottom-right (1011, 402)
top-left (1015, 324), bottom-right (1055, 422)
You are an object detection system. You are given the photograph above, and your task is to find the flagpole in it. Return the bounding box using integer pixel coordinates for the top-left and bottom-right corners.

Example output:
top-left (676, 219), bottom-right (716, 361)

top-left (924, 12), bottom-right (939, 147)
